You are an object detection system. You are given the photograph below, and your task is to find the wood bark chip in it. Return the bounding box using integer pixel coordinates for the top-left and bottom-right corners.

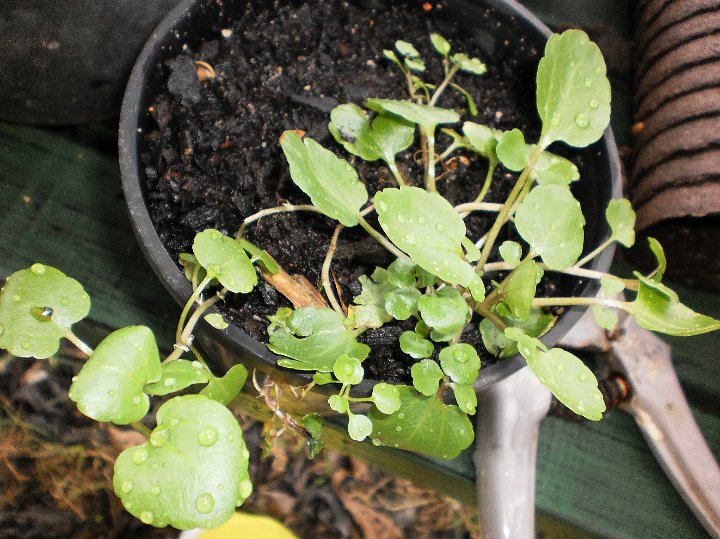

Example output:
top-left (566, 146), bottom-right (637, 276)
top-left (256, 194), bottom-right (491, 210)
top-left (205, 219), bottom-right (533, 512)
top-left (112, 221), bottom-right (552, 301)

top-left (261, 267), bottom-right (327, 309)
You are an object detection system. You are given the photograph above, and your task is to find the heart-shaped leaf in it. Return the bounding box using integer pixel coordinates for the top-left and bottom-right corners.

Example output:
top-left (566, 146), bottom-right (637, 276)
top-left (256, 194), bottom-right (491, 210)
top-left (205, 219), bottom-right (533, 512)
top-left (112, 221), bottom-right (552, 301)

top-left (193, 230), bottom-right (257, 293)
top-left (399, 331), bottom-right (434, 359)
top-left (515, 185), bottom-right (585, 270)
top-left (369, 386), bottom-right (473, 459)
top-left (347, 414), bottom-right (373, 441)
top-left (496, 128), bottom-right (527, 171)
top-left (375, 187), bottom-right (479, 288)
top-left (145, 359), bottom-right (209, 396)
top-left (333, 355), bottom-right (364, 385)
top-left (537, 29), bottom-right (611, 148)
top-left (113, 395), bottom-right (251, 530)
top-left (606, 198), bottom-right (636, 247)
top-left (371, 383), bottom-right (401, 414)
top-left (200, 364), bottom-right (249, 405)
top-left (280, 131), bottom-right (368, 227)
top-left (0, 264), bottom-right (90, 358)
top-left (438, 343), bottom-right (481, 384)
top-left (69, 326), bottom-right (161, 424)
top-left (430, 33), bottom-right (451, 56)
top-left (267, 307), bottom-right (369, 372)
top-left (411, 359), bottom-right (444, 396)
top-left (417, 287), bottom-right (469, 340)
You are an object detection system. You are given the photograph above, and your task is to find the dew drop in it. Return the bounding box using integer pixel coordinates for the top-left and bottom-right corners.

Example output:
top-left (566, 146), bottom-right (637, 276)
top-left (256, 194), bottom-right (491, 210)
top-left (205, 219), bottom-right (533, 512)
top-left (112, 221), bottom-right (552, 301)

top-left (170, 418), bottom-right (179, 427)
top-left (417, 216), bottom-right (425, 225)
top-left (578, 373), bottom-right (589, 383)
top-left (210, 231), bottom-right (220, 240)
top-left (397, 412), bottom-right (405, 420)
top-left (151, 486), bottom-right (161, 496)
top-left (227, 433), bottom-right (234, 442)
top-left (163, 377), bottom-right (176, 387)
top-left (404, 233), bottom-right (417, 245)
top-left (197, 426), bottom-right (219, 446)
top-left (120, 480), bottom-right (134, 494)
top-left (453, 350), bottom-right (468, 363)
top-left (559, 241), bottom-right (567, 249)
top-left (458, 428), bottom-right (466, 436)
top-left (436, 223), bottom-right (444, 232)
top-left (595, 66), bottom-right (603, 74)
top-left (395, 426), bottom-right (402, 432)
top-left (107, 389), bottom-right (116, 397)
top-left (584, 77), bottom-right (593, 88)
top-left (589, 99), bottom-right (599, 110)
top-left (569, 61), bottom-right (576, 68)
top-left (574, 113), bottom-right (590, 129)
top-left (195, 493), bottom-right (215, 514)
top-left (132, 448), bottom-right (149, 465)
top-left (124, 502), bottom-right (133, 510)
top-left (60, 297), bottom-right (70, 306)
top-left (594, 394), bottom-right (603, 401)
top-left (21, 341), bottom-right (31, 350)
top-left (556, 364), bottom-right (565, 373)
top-left (577, 404), bottom-right (586, 413)
top-left (377, 201), bottom-right (387, 212)
top-left (11, 294), bottom-right (21, 302)
top-left (550, 115), bottom-right (560, 126)
top-left (30, 263), bottom-right (46, 275)
top-left (140, 511), bottom-right (154, 525)
top-left (397, 215), bottom-right (405, 224)
top-left (132, 394), bottom-right (143, 405)
top-left (239, 479), bottom-right (253, 498)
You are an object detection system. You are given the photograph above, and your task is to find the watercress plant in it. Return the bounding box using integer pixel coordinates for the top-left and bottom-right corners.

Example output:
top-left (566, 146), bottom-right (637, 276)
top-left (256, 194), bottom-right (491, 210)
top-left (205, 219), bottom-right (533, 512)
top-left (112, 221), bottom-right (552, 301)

top-left (1, 29), bottom-right (719, 531)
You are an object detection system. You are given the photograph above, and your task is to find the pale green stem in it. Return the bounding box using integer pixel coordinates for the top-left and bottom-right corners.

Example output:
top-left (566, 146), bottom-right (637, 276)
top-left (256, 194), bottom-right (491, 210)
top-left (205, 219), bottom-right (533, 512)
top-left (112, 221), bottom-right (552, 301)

top-left (573, 237), bottom-right (616, 269)
top-left (475, 305), bottom-right (507, 331)
top-left (455, 202), bottom-right (503, 215)
top-left (387, 161), bottom-right (407, 187)
top-left (532, 296), bottom-right (627, 310)
top-left (321, 223), bottom-right (346, 316)
top-left (180, 293), bottom-right (224, 344)
top-left (481, 261), bottom-right (639, 290)
top-left (474, 160), bottom-right (498, 204)
top-left (425, 127), bottom-right (438, 192)
top-left (439, 141), bottom-right (460, 161)
top-left (236, 204), bottom-right (322, 239)
top-left (176, 276), bottom-right (211, 344)
top-left (163, 345), bottom-right (185, 364)
top-left (132, 422), bottom-right (152, 438)
top-left (357, 215), bottom-right (411, 262)
top-left (63, 330), bottom-right (93, 357)
top-left (476, 146), bottom-right (543, 271)
top-left (430, 64), bottom-right (461, 106)
top-left (189, 345), bottom-right (211, 371)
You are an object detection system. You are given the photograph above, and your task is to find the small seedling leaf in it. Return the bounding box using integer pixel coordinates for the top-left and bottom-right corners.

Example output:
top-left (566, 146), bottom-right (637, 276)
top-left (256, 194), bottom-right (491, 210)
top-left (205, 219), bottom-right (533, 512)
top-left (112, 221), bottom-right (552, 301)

top-left (411, 359), bottom-right (444, 396)
top-left (395, 40), bottom-right (420, 58)
top-left (385, 288), bottom-right (422, 320)
top-left (600, 276), bottom-right (625, 296)
top-left (69, 326), bottom-right (160, 424)
top-left (365, 99), bottom-right (459, 133)
top-left (515, 185), bottom-right (585, 269)
top-left (352, 271), bottom-right (394, 329)
top-left (193, 230), bottom-right (257, 293)
top-left (0, 264), bottom-right (90, 358)
top-left (200, 364), bottom-right (248, 405)
top-left (371, 383), bottom-right (401, 414)
top-left (439, 343), bottom-right (481, 384)
top-left (328, 394), bottom-right (349, 413)
top-left (499, 241), bottom-right (522, 268)
top-left (626, 273), bottom-right (720, 336)
top-left (301, 413), bottom-right (324, 459)
top-left (375, 187), bottom-right (478, 287)
top-left (496, 128), bottom-right (527, 171)
top-left (238, 239), bottom-right (279, 274)
top-left (462, 122), bottom-right (498, 159)
top-left (451, 383), bottom-right (477, 414)
top-left (113, 395), bottom-right (250, 530)
top-left (145, 359), bottom-right (209, 396)
top-left (480, 310), bottom-right (554, 358)
top-left (430, 33), bottom-right (451, 56)
top-left (383, 49), bottom-right (401, 65)
top-left (280, 131), bottom-right (368, 226)
top-left (333, 355), bottom-right (364, 385)
top-left (606, 198), bottom-right (636, 247)
top-left (204, 313), bottom-right (228, 330)
top-left (404, 57), bottom-right (426, 72)
top-left (533, 151), bottom-right (580, 185)
top-left (399, 330), bottom-right (434, 359)
top-left (348, 414), bottom-right (373, 441)
top-left (537, 29), bottom-right (611, 148)
top-left (312, 372), bottom-right (334, 385)
top-left (369, 385), bottom-right (474, 459)
top-left (386, 259), bottom-right (417, 288)
top-left (267, 307), bottom-right (370, 372)
top-left (418, 287), bottom-right (469, 339)
top-left (450, 53), bottom-right (487, 75)
top-left (494, 260), bottom-right (541, 320)
top-left (647, 237), bottom-right (667, 281)
top-left (592, 305), bottom-right (618, 330)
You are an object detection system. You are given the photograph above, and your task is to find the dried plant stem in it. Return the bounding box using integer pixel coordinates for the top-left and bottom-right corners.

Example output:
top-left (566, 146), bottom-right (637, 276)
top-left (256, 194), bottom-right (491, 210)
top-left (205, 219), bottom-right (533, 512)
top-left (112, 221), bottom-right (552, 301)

top-left (236, 204), bottom-right (322, 239)
top-left (322, 224), bottom-right (346, 316)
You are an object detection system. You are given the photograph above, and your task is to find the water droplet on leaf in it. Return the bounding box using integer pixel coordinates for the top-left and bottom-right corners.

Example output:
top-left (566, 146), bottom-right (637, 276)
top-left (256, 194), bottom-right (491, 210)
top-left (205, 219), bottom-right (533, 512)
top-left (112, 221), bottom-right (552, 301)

top-left (239, 479), bottom-right (253, 498)
top-left (151, 486), bottom-right (161, 496)
top-left (197, 426), bottom-right (219, 446)
top-left (574, 113), bottom-right (590, 129)
top-left (132, 394), bottom-right (142, 405)
top-left (30, 264), bottom-right (46, 275)
top-left (589, 99), bottom-right (599, 110)
top-left (11, 294), bottom-right (21, 302)
top-left (120, 480), bottom-right (134, 493)
top-left (578, 373), bottom-right (589, 383)
top-left (377, 201), bottom-right (387, 212)
top-left (584, 77), bottom-right (592, 88)
top-left (60, 297), bottom-right (70, 306)
top-left (170, 418), bottom-right (179, 427)
top-left (397, 412), bottom-right (405, 419)
top-left (395, 426), bottom-right (402, 432)
top-left (550, 115), bottom-right (560, 126)
top-left (21, 341), bottom-right (31, 350)
top-left (132, 448), bottom-right (149, 465)
top-left (195, 493), bottom-right (215, 514)
top-left (417, 216), bottom-right (425, 224)
top-left (140, 511), bottom-right (154, 525)
top-left (164, 378), bottom-right (176, 387)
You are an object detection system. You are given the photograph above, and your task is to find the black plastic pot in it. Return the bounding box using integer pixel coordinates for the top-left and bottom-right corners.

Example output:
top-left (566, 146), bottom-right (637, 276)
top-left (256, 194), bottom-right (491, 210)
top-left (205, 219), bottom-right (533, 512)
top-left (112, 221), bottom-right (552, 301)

top-left (119, 0), bottom-right (621, 397)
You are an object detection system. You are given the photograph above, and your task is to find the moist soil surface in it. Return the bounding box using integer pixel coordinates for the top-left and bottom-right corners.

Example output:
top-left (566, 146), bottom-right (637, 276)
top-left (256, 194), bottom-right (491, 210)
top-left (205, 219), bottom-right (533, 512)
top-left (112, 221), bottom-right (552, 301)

top-left (142, 0), bottom-right (586, 381)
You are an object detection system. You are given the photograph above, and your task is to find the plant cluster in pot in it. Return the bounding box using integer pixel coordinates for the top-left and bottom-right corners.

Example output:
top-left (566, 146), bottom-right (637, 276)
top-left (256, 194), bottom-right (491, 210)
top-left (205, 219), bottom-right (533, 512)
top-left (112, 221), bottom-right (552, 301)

top-left (1, 0), bottom-right (719, 532)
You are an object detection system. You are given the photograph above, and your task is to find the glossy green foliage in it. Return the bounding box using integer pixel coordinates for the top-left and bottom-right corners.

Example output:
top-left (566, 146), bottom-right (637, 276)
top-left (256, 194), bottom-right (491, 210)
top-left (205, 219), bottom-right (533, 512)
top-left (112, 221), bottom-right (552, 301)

top-left (204, 313), bottom-right (228, 330)
top-left (352, 270), bottom-right (395, 329)
top-left (385, 288), bottom-right (422, 320)
top-left (515, 185), bottom-right (585, 270)
top-left (280, 131), bottom-right (368, 226)
top-left (267, 307), bottom-right (369, 372)
top-left (494, 260), bottom-right (543, 320)
top-left (113, 395), bottom-right (251, 530)
top-left (365, 99), bottom-right (459, 133)
top-left (399, 330), bottom-right (434, 359)
top-left (505, 328), bottom-right (605, 420)
top-left (430, 33), bottom-right (451, 56)
top-left (601, 276), bottom-right (625, 296)
top-left (200, 364), bottom-right (248, 405)
top-left (451, 383), bottom-right (477, 414)
top-left (347, 414), bottom-right (373, 441)
top-left (411, 359), bottom-right (444, 396)
top-left (479, 310), bottom-right (554, 358)
top-left (532, 150), bottom-right (580, 185)
top-left (462, 122), bottom-right (497, 159)
top-left (439, 343), bottom-right (480, 384)
top-left (496, 128), bottom-right (527, 171)
top-left (450, 53), bottom-right (486, 75)
top-left (626, 274), bottom-right (720, 336)
top-left (145, 360), bottom-right (209, 396)
top-left (237, 239), bottom-right (279, 274)
top-left (69, 326), bottom-right (160, 424)
top-left (417, 287), bottom-right (469, 341)
top-left (375, 187), bottom-right (479, 288)
top-left (328, 104), bottom-right (414, 168)
top-left (647, 237), bottom-right (667, 281)
top-left (0, 264), bottom-right (90, 358)
top-left (371, 383), bottom-right (401, 414)
top-left (333, 355), bottom-right (364, 385)
top-left (328, 394), bottom-right (348, 413)
top-left (369, 386), bottom-right (474, 459)
top-left (536, 29), bottom-right (611, 149)
top-left (606, 198), bottom-right (636, 247)
top-left (499, 241), bottom-right (522, 268)
top-left (193, 230), bottom-right (257, 294)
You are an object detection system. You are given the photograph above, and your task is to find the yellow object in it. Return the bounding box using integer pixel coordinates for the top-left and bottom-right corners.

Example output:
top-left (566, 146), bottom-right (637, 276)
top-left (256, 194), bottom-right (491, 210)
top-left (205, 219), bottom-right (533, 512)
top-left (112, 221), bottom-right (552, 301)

top-left (182, 512), bottom-right (298, 539)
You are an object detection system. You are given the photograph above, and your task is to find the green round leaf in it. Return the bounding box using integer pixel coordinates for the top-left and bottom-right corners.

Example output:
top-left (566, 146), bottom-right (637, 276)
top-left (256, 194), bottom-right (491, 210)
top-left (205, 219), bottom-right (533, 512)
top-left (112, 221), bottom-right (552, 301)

top-left (200, 364), bottom-right (248, 405)
top-left (515, 185), bottom-right (585, 270)
top-left (411, 359), bottom-right (444, 396)
top-left (399, 331), bottom-right (434, 359)
top-left (537, 29), bottom-right (611, 148)
top-left (371, 383), bottom-right (401, 414)
top-left (204, 313), bottom-right (228, 330)
top-left (439, 343), bottom-right (481, 384)
top-left (450, 53), bottom-right (487, 75)
top-left (395, 40), bottom-right (420, 58)
top-left (113, 395), bottom-right (251, 530)
top-left (328, 394), bottom-right (349, 413)
top-left (369, 386), bottom-right (473, 459)
top-left (313, 372), bottom-right (335, 385)
top-left (462, 122), bottom-right (498, 159)
top-left (430, 33), bottom-right (451, 56)
top-left (417, 287), bottom-right (469, 338)
top-left (193, 230), bottom-right (257, 293)
top-left (499, 241), bottom-right (522, 268)
top-left (69, 326), bottom-right (161, 424)
top-left (404, 57), bottom-right (426, 72)
top-left (496, 128), bottom-right (527, 171)
top-left (145, 359), bottom-right (209, 396)
top-left (0, 264), bottom-right (90, 358)
top-left (533, 151), bottom-right (580, 185)
top-left (606, 198), bottom-right (636, 247)
top-left (347, 414), bottom-right (373, 441)
top-left (385, 288), bottom-right (422, 320)
top-left (451, 383), bottom-right (478, 414)
top-left (333, 355), bottom-right (364, 386)
top-left (386, 259), bottom-right (417, 288)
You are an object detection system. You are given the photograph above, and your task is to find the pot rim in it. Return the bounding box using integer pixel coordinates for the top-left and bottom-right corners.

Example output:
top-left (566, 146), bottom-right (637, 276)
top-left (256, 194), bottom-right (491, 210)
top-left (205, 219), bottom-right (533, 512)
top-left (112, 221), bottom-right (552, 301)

top-left (119, 0), bottom-right (622, 394)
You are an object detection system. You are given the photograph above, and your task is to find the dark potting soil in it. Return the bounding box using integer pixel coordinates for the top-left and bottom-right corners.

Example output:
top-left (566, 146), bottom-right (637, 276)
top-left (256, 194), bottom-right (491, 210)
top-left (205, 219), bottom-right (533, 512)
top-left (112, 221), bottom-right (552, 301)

top-left (142, 0), bottom-right (586, 382)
